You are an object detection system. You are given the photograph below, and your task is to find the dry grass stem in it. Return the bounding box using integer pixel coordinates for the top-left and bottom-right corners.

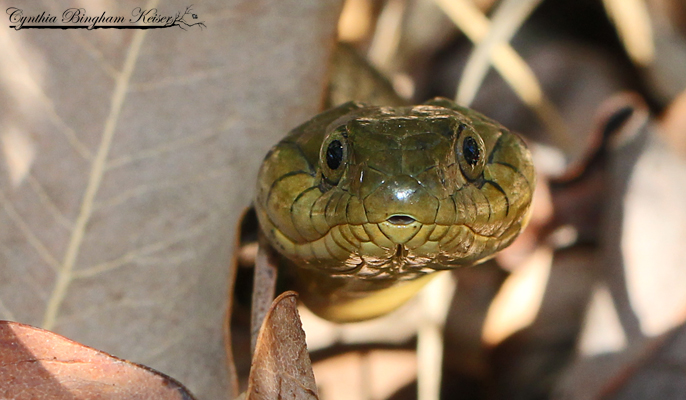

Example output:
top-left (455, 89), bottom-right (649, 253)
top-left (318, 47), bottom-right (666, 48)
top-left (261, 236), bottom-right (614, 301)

top-left (457, 0), bottom-right (543, 106)
top-left (434, 0), bottom-right (572, 151)
top-left (602, 0), bottom-right (654, 66)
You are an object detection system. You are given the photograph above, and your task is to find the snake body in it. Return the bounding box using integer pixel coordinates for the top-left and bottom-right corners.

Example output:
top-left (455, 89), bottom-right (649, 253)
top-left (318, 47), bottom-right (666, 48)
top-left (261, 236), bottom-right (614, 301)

top-left (255, 98), bottom-right (535, 322)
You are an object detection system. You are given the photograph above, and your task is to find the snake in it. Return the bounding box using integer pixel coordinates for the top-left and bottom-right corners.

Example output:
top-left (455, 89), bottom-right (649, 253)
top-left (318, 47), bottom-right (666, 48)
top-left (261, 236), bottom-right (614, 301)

top-left (255, 97), bottom-right (535, 323)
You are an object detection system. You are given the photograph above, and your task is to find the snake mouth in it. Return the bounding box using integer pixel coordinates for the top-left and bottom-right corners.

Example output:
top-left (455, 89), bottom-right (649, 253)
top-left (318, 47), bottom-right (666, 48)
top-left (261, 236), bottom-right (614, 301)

top-left (386, 215), bottom-right (417, 225)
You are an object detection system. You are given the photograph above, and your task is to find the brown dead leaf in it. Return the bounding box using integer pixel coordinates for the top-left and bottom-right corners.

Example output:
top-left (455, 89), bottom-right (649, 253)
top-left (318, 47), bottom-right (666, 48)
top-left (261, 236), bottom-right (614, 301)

top-left (0, 1), bottom-right (343, 398)
top-left (246, 291), bottom-right (318, 400)
top-left (250, 235), bottom-right (279, 354)
top-left (0, 320), bottom-right (196, 399)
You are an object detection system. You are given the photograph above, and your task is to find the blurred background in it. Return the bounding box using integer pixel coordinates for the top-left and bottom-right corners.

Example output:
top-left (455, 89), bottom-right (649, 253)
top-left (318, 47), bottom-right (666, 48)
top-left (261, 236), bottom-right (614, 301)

top-left (303, 0), bottom-right (686, 399)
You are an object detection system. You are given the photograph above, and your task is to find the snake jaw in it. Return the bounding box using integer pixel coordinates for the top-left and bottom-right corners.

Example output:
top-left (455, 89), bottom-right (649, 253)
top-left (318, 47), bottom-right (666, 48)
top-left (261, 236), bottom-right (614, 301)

top-left (377, 219), bottom-right (423, 245)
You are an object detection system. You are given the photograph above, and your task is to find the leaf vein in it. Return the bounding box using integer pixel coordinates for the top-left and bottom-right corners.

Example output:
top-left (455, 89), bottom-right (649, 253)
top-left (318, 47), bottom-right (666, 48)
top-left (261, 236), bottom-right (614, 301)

top-left (129, 67), bottom-right (228, 92)
top-left (27, 174), bottom-right (73, 230)
top-left (106, 126), bottom-right (219, 170)
top-left (68, 31), bottom-right (119, 81)
top-left (0, 26), bottom-right (91, 160)
top-left (41, 20), bottom-right (153, 331)
top-left (94, 167), bottom-right (232, 211)
top-left (0, 190), bottom-right (61, 271)
top-left (73, 220), bottom-right (209, 279)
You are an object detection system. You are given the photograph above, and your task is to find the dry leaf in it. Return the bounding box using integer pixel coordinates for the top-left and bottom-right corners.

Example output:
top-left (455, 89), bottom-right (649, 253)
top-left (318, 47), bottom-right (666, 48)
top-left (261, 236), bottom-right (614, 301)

top-left (0, 320), bottom-right (196, 399)
top-left (250, 236), bottom-right (279, 354)
top-left (0, 1), bottom-right (343, 397)
top-left (246, 291), bottom-right (318, 400)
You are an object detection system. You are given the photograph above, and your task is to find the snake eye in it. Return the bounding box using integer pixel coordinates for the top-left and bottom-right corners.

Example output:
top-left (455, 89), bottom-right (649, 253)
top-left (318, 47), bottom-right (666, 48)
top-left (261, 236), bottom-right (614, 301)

top-left (463, 137), bottom-right (480, 166)
top-left (320, 130), bottom-right (348, 186)
top-left (326, 140), bottom-right (343, 170)
top-left (456, 124), bottom-right (486, 181)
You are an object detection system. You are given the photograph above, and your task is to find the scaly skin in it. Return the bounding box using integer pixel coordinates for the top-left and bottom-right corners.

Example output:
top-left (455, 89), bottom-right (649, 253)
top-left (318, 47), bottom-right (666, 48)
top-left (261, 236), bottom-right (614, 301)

top-left (255, 98), bottom-right (535, 322)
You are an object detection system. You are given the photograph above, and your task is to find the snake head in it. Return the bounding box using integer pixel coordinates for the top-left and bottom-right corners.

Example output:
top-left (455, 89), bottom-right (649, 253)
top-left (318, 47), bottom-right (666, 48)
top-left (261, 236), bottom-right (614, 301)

top-left (256, 98), bottom-right (535, 280)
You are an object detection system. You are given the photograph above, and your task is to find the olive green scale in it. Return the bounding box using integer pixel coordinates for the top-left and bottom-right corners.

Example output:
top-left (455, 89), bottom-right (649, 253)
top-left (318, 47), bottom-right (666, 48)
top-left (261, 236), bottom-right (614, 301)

top-left (255, 98), bottom-right (535, 322)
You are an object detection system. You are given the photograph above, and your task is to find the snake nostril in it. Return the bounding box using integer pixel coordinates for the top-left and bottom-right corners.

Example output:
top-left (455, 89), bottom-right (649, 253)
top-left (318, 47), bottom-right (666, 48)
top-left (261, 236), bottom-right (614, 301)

top-left (386, 215), bottom-right (416, 225)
